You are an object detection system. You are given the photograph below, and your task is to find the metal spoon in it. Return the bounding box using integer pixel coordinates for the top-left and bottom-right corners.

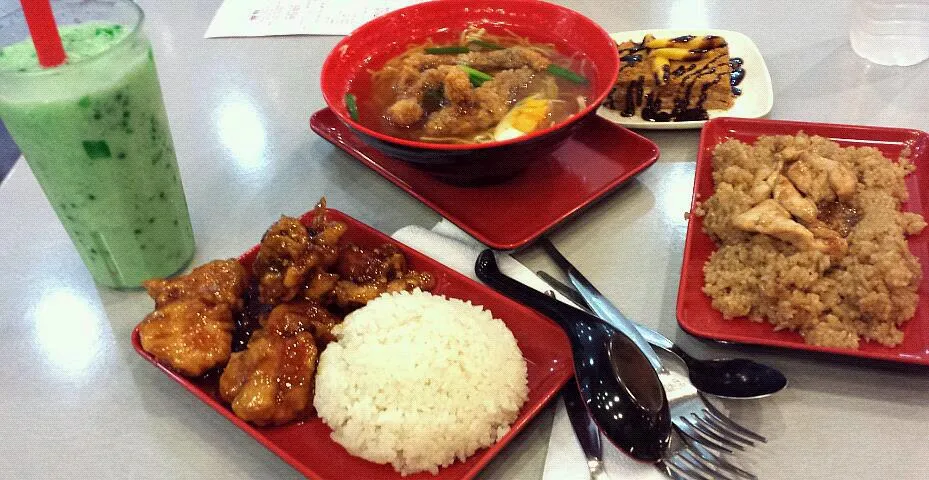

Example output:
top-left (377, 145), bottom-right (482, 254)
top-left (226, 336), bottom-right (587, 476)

top-left (475, 250), bottom-right (671, 462)
top-left (536, 270), bottom-right (788, 400)
top-left (636, 325), bottom-right (787, 400)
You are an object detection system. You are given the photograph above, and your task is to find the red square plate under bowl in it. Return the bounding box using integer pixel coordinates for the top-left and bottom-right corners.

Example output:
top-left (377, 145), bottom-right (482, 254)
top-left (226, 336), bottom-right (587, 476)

top-left (678, 117), bottom-right (929, 365)
top-left (311, 108), bottom-right (659, 250)
top-left (132, 209), bottom-right (573, 479)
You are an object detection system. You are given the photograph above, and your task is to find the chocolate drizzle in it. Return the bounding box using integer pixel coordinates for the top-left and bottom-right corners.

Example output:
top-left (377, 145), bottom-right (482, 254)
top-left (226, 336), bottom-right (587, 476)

top-left (729, 57), bottom-right (745, 95)
top-left (636, 52), bottom-right (729, 122)
top-left (620, 76), bottom-right (646, 117)
top-left (640, 93), bottom-right (709, 122)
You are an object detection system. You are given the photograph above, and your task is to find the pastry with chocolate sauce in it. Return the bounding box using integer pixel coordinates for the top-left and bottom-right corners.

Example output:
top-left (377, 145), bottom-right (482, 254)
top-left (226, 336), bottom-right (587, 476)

top-left (604, 34), bottom-right (746, 122)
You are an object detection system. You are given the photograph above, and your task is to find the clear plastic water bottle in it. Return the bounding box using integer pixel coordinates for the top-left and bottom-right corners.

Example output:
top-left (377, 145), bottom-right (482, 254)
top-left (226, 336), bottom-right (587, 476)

top-left (850, 0), bottom-right (929, 66)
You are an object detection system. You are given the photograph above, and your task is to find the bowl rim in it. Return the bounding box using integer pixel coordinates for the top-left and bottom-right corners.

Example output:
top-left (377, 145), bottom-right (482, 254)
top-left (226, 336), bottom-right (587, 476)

top-left (319, 0), bottom-right (619, 152)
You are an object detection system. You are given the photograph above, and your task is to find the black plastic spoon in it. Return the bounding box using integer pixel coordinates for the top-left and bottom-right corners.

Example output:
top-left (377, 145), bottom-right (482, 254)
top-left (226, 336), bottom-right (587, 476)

top-left (475, 250), bottom-right (671, 462)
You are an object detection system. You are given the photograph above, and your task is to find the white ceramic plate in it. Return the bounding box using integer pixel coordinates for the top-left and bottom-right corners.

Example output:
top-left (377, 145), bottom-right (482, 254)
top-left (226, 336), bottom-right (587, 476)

top-left (597, 28), bottom-right (774, 130)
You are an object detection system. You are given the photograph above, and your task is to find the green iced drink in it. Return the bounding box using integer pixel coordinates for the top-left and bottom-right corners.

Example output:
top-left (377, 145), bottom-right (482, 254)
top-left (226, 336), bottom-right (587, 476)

top-left (0, 1), bottom-right (194, 288)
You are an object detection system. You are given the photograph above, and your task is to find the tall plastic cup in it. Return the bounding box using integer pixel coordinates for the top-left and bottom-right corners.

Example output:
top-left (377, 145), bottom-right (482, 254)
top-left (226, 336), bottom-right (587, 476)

top-left (0, 0), bottom-right (195, 288)
top-left (850, 0), bottom-right (929, 66)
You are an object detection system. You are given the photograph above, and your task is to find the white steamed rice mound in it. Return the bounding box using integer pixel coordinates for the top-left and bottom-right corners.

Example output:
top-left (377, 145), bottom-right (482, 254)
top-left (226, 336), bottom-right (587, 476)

top-left (313, 289), bottom-right (529, 476)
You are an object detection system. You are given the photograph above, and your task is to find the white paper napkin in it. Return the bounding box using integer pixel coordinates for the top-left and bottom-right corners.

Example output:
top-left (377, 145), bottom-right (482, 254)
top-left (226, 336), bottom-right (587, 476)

top-left (205, 0), bottom-right (425, 38)
top-left (391, 220), bottom-right (664, 480)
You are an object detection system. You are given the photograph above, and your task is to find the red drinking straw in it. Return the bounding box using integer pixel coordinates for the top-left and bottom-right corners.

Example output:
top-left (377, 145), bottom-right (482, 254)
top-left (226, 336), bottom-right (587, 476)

top-left (19, 0), bottom-right (67, 68)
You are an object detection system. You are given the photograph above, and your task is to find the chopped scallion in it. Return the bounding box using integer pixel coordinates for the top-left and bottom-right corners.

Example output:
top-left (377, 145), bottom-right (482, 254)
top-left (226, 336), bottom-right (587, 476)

top-left (344, 93), bottom-right (359, 121)
top-left (459, 65), bottom-right (493, 87)
top-left (546, 64), bottom-right (588, 85)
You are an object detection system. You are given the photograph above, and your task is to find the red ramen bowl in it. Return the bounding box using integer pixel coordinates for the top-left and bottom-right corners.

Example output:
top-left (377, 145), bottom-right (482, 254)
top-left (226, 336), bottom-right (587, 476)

top-left (320, 0), bottom-right (619, 184)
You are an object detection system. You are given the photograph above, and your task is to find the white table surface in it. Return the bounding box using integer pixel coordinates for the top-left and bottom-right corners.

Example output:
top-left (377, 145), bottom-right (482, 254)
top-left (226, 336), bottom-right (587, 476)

top-left (2, 0), bottom-right (929, 478)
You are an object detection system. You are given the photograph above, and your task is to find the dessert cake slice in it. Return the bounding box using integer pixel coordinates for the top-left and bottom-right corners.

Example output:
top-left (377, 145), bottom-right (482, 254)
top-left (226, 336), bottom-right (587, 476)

top-left (605, 34), bottom-right (744, 122)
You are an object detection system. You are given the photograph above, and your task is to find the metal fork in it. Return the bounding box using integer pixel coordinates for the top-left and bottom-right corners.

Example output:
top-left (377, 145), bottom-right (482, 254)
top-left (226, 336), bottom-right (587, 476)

top-left (659, 375), bottom-right (760, 479)
top-left (662, 432), bottom-right (759, 480)
top-left (546, 292), bottom-right (753, 480)
top-left (539, 238), bottom-right (762, 479)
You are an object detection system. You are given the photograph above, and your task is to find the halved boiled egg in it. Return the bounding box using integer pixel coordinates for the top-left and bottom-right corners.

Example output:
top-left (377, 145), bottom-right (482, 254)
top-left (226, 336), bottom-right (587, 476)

top-left (494, 96), bottom-right (552, 141)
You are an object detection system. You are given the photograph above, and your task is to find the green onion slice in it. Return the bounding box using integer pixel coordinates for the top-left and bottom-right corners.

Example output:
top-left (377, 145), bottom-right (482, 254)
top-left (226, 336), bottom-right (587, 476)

top-left (546, 64), bottom-right (588, 85)
top-left (344, 93), bottom-right (359, 121)
top-left (425, 46), bottom-right (470, 54)
top-left (459, 64), bottom-right (493, 87)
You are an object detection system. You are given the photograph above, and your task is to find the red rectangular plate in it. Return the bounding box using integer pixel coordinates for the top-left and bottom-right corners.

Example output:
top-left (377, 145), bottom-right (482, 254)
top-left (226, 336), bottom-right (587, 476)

top-left (310, 108), bottom-right (659, 250)
top-left (132, 209), bottom-right (573, 479)
top-left (678, 117), bottom-right (929, 365)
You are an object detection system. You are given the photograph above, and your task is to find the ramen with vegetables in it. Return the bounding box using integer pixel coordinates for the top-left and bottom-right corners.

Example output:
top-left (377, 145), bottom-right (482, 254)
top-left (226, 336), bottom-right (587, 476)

top-left (349, 27), bottom-right (593, 144)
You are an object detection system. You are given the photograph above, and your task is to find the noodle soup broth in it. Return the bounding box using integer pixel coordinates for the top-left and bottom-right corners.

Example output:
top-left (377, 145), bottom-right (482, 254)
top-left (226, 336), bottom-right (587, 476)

top-left (353, 29), bottom-right (596, 145)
